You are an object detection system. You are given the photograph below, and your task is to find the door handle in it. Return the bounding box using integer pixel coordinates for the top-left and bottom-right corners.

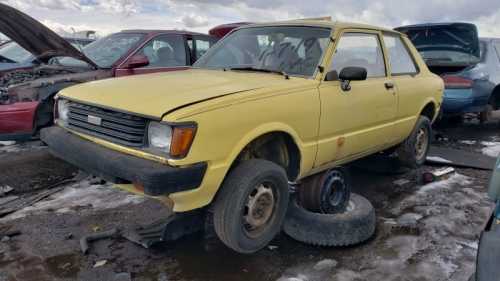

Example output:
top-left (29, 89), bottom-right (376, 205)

top-left (385, 82), bottom-right (395, 90)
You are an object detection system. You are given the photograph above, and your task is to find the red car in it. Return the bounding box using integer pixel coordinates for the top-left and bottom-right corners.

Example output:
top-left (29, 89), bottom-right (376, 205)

top-left (0, 3), bottom-right (233, 141)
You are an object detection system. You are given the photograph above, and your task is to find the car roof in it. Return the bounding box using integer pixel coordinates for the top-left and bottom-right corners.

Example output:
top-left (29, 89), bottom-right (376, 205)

top-left (119, 29), bottom-right (210, 37)
top-left (239, 19), bottom-right (399, 34)
top-left (396, 22), bottom-right (476, 29)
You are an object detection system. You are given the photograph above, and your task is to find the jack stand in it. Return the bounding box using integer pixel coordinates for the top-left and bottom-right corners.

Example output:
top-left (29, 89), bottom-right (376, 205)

top-left (123, 210), bottom-right (206, 248)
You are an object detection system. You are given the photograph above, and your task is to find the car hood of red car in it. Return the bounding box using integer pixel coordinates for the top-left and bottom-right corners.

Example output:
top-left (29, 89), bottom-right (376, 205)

top-left (0, 3), bottom-right (98, 68)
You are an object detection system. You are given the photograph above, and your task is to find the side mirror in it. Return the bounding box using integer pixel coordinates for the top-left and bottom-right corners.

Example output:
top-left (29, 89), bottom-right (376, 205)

top-left (123, 55), bottom-right (149, 69)
top-left (338, 67), bottom-right (367, 91)
top-left (339, 67), bottom-right (367, 81)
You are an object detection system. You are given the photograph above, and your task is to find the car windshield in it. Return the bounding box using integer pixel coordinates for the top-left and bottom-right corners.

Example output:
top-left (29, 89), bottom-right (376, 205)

top-left (194, 26), bottom-right (331, 77)
top-left (0, 41), bottom-right (34, 63)
top-left (58, 33), bottom-right (145, 68)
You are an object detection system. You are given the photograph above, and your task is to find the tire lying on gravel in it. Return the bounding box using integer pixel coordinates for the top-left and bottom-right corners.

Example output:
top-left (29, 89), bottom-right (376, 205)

top-left (283, 193), bottom-right (375, 246)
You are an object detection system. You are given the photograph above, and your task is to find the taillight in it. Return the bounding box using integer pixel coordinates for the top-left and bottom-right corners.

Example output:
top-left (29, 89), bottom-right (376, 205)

top-left (442, 75), bottom-right (473, 89)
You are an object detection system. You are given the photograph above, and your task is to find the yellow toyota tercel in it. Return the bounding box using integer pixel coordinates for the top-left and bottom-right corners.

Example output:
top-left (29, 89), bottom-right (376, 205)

top-left (41, 20), bottom-right (443, 253)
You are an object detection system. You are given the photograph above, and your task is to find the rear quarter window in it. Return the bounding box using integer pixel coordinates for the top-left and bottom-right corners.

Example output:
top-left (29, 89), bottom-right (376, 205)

top-left (383, 34), bottom-right (418, 75)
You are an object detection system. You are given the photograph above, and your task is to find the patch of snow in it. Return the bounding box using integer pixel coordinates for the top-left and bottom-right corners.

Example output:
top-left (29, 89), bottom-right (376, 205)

top-left (313, 259), bottom-right (337, 271)
top-left (397, 213), bottom-right (423, 225)
top-left (0, 141), bottom-right (46, 154)
top-left (432, 257), bottom-right (458, 278)
top-left (276, 274), bottom-right (308, 281)
top-left (2, 179), bottom-right (144, 221)
top-left (481, 143), bottom-right (500, 157)
top-left (480, 141), bottom-right (500, 147)
top-left (456, 241), bottom-right (478, 250)
top-left (393, 179), bottom-right (411, 186)
top-left (0, 141), bottom-right (15, 146)
top-left (459, 140), bottom-right (476, 145)
top-left (418, 173), bottom-right (472, 194)
top-left (426, 156), bottom-right (452, 163)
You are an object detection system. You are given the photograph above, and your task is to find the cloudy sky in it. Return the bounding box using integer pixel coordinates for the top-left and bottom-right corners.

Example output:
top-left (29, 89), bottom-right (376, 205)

top-left (1, 0), bottom-right (500, 38)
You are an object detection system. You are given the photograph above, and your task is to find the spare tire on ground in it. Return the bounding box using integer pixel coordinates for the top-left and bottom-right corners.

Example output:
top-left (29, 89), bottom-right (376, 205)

top-left (283, 193), bottom-right (376, 246)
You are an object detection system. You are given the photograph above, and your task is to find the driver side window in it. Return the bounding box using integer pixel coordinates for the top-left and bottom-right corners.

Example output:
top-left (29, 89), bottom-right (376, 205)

top-left (330, 33), bottom-right (386, 78)
top-left (136, 35), bottom-right (187, 68)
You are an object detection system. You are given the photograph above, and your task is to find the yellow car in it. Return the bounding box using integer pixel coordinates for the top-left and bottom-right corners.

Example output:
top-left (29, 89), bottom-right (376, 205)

top-left (41, 20), bottom-right (443, 253)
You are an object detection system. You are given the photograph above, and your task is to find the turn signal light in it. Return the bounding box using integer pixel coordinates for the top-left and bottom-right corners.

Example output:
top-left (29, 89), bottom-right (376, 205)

top-left (170, 126), bottom-right (196, 158)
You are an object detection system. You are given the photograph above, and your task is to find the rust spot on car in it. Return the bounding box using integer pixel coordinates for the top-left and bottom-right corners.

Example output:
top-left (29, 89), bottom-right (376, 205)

top-left (337, 137), bottom-right (345, 147)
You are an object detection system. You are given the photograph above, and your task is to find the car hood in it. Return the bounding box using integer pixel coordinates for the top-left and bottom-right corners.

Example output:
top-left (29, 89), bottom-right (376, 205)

top-left (60, 68), bottom-right (314, 118)
top-left (0, 3), bottom-right (97, 68)
top-left (395, 23), bottom-right (480, 61)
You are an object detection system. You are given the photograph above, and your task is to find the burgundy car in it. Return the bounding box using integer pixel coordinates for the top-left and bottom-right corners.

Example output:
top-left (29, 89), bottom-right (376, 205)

top-left (0, 3), bottom-right (232, 141)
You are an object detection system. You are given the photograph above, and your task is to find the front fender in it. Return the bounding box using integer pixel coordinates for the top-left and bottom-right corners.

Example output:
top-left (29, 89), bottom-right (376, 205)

top-left (168, 122), bottom-right (316, 212)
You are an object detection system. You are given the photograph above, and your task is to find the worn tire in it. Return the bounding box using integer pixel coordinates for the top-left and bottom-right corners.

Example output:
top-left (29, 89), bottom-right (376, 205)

top-left (396, 116), bottom-right (431, 168)
top-left (284, 193), bottom-right (375, 246)
top-left (297, 168), bottom-right (351, 214)
top-left (213, 159), bottom-right (289, 253)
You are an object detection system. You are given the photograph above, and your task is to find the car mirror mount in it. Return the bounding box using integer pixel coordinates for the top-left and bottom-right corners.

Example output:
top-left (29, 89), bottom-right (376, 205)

top-left (124, 55), bottom-right (150, 69)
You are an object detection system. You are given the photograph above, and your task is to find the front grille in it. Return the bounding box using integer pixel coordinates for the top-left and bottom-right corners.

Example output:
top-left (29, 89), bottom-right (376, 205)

top-left (67, 102), bottom-right (147, 147)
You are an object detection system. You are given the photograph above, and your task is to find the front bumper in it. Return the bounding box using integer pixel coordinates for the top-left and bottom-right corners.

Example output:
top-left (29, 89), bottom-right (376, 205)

top-left (41, 126), bottom-right (206, 196)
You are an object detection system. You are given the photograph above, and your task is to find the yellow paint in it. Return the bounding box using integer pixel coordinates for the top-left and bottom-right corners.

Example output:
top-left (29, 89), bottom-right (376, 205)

top-left (114, 184), bottom-right (174, 209)
top-left (56, 20), bottom-right (443, 213)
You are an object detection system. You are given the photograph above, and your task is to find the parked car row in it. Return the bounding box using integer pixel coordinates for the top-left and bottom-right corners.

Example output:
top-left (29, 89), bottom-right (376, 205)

top-left (0, 3), bottom-right (240, 141)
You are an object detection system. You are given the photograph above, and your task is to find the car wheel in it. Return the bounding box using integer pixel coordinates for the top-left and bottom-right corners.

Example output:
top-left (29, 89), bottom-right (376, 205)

top-left (213, 159), bottom-right (290, 253)
top-left (397, 116), bottom-right (431, 168)
top-left (284, 193), bottom-right (375, 246)
top-left (297, 168), bottom-right (351, 214)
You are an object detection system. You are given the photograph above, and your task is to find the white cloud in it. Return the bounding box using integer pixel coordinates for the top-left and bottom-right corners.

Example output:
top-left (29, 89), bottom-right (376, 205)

top-left (0, 0), bottom-right (500, 37)
top-left (180, 14), bottom-right (209, 28)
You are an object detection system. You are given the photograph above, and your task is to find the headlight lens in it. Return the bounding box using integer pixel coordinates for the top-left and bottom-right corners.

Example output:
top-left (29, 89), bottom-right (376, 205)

top-left (148, 121), bottom-right (172, 150)
top-left (57, 99), bottom-right (70, 126)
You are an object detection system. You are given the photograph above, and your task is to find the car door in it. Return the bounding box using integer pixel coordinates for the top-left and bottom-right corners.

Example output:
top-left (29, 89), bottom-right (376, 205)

top-left (116, 34), bottom-right (190, 76)
top-left (315, 30), bottom-right (397, 167)
top-left (382, 33), bottom-right (426, 140)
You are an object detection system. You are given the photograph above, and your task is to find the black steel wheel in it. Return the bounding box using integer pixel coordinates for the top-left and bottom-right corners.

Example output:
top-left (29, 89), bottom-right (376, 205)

top-left (298, 168), bottom-right (351, 214)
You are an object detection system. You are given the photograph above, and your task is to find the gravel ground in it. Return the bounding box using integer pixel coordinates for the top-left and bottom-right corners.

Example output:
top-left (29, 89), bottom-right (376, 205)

top-left (0, 119), bottom-right (497, 281)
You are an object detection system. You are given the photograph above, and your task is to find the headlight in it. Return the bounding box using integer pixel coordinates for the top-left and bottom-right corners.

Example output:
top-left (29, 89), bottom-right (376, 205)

top-left (148, 121), bottom-right (172, 150)
top-left (57, 99), bottom-right (70, 126)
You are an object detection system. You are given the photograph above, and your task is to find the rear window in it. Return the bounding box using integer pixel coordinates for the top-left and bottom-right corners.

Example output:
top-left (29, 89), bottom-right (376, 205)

top-left (396, 24), bottom-right (480, 67)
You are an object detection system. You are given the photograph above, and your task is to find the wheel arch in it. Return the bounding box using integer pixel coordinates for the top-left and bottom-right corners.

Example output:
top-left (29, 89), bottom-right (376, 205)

top-left (490, 84), bottom-right (500, 109)
top-left (419, 100), bottom-right (438, 122)
top-left (226, 123), bottom-right (305, 182)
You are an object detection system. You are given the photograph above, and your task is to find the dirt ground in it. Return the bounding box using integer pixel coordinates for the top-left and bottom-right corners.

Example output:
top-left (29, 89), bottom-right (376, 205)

top-left (0, 118), bottom-right (498, 281)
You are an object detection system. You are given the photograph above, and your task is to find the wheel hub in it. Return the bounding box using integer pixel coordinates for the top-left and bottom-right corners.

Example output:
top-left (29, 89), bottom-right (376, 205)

top-left (244, 184), bottom-right (275, 232)
top-left (415, 128), bottom-right (428, 160)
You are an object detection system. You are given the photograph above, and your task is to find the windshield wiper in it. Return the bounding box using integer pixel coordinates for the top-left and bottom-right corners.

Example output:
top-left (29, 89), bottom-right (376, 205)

top-left (229, 67), bottom-right (289, 79)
